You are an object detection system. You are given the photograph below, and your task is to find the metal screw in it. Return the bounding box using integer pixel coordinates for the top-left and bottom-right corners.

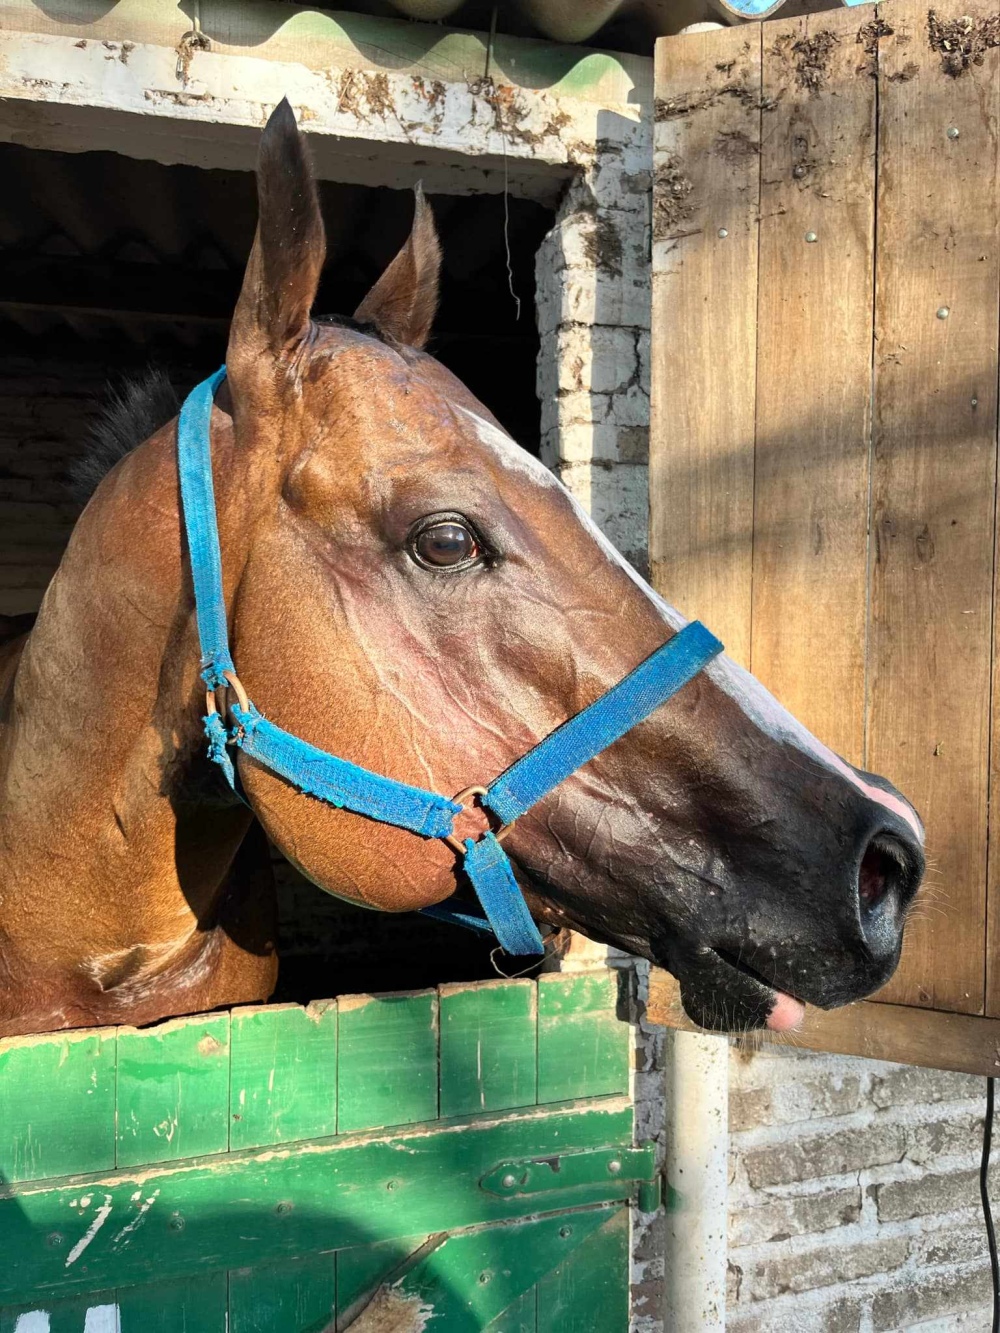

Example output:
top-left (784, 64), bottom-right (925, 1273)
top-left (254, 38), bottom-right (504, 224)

top-left (937, 306), bottom-right (950, 319)
top-left (501, 1173), bottom-right (517, 1189)
top-left (479, 1272), bottom-right (492, 1285)
top-left (793, 164), bottom-right (808, 178)
top-left (168, 1213), bottom-right (185, 1232)
top-left (805, 231), bottom-right (818, 244)
top-left (947, 126), bottom-right (960, 139)
top-left (608, 1159), bottom-right (622, 1175)
top-left (385, 1180), bottom-right (398, 1192)
top-left (46, 1232), bottom-right (64, 1249)
top-left (275, 1200), bottom-right (293, 1216)
top-left (559, 1225), bottom-right (573, 1239)
top-left (972, 397), bottom-right (979, 407)
top-left (717, 227), bottom-right (729, 238)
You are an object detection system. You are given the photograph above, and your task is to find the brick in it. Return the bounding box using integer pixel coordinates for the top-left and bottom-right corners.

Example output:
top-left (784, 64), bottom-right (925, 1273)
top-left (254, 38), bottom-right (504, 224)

top-left (916, 1218), bottom-right (988, 1268)
top-left (729, 1186), bottom-right (862, 1247)
top-left (731, 1085), bottom-right (773, 1133)
top-left (728, 1292), bottom-right (863, 1333)
top-left (873, 1168), bottom-right (983, 1222)
top-left (870, 1064), bottom-right (983, 1109)
top-left (905, 1111), bottom-right (984, 1165)
top-left (745, 1234), bottom-right (908, 1302)
top-left (743, 1121), bottom-right (906, 1187)
top-left (871, 1263), bottom-right (992, 1331)
top-left (733, 1074), bottom-right (864, 1130)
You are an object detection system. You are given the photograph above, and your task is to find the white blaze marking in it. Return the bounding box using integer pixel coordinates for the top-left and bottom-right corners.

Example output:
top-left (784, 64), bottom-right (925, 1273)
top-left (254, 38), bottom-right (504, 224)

top-left (460, 406), bottom-right (923, 845)
top-left (65, 1194), bottom-right (113, 1267)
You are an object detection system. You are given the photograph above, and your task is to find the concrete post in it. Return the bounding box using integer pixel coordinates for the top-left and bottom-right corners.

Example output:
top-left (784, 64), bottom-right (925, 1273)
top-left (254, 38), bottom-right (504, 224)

top-left (664, 1029), bottom-right (730, 1331)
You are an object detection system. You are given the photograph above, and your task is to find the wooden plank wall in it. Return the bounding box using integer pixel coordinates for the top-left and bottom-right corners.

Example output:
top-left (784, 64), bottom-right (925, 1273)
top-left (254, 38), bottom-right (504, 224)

top-left (650, 0), bottom-right (1000, 1020)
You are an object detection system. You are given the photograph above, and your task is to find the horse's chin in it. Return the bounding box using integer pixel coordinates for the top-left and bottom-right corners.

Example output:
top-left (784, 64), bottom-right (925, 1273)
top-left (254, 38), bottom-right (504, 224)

top-left (670, 946), bottom-right (806, 1034)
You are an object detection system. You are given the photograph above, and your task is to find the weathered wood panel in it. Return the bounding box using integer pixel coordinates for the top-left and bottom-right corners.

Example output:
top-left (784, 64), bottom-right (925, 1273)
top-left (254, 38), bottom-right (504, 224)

top-left (652, 0), bottom-right (1000, 1032)
top-left (0, 1028), bottom-right (116, 1183)
top-left (229, 1001), bottom-right (338, 1151)
top-left (649, 24), bottom-right (762, 664)
top-left (869, 0), bottom-right (999, 1011)
top-left (536, 972), bottom-right (630, 1103)
top-left (115, 1014), bottom-right (231, 1167)
top-left (750, 7), bottom-right (877, 763)
top-left (439, 980), bottom-right (537, 1117)
top-left (336, 990), bottom-right (438, 1133)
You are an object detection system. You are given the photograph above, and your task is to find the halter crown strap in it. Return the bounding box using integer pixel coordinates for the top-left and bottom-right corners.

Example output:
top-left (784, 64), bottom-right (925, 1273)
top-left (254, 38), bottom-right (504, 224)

top-left (177, 370), bottom-right (724, 957)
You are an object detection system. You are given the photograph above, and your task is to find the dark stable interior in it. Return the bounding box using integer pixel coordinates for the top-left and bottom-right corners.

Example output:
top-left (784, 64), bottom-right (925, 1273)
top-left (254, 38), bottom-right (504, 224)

top-left (0, 141), bottom-right (555, 998)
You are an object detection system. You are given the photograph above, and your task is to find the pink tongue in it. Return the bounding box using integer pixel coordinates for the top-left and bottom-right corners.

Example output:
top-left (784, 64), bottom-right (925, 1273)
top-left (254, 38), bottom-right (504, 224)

top-left (766, 992), bottom-right (806, 1032)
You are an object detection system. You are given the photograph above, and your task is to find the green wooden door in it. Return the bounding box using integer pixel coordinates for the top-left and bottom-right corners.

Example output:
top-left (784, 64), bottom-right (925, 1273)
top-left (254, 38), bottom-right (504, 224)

top-left (0, 973), bottom-right (656, 1331)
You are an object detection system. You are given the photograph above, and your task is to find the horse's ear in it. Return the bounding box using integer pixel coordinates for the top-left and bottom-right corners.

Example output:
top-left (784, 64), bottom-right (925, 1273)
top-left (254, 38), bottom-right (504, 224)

top-left (228, 98), bottom-right (326, 368)
top-left (354, 186), bottom-right (441, 349)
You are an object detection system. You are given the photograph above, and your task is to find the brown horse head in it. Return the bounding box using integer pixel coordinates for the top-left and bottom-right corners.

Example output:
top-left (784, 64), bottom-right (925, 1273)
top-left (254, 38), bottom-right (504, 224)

top-left (212, 100), bottom-right (923, 1032)
top-left (0, 100), bottom-right (924, 1038)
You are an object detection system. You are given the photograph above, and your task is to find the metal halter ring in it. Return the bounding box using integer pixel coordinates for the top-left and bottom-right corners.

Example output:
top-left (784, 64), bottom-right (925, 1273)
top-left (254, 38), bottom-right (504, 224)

top-left (204, 669), bottom-right (251, 721)
top-left (444, 785), bottom-right (516, 857)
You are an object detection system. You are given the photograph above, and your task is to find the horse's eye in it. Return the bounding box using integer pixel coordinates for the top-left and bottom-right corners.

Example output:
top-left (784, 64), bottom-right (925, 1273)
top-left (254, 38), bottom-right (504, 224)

top-left (412, 520), bottom-right (481, 569)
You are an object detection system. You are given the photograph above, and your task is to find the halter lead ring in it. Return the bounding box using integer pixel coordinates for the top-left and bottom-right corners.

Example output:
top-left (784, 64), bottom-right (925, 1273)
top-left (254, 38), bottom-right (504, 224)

top-left (178, 367), bottom-right (724, 955)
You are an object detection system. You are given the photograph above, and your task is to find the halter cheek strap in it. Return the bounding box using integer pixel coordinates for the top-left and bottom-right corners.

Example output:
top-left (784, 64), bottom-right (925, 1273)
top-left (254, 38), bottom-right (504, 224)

top-left (178, 370), bottom-right (724, 956)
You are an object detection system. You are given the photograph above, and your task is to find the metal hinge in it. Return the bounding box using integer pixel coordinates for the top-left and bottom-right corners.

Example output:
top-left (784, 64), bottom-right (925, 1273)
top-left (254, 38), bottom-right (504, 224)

top-left (480, 1142), bottom-right (662, 1211)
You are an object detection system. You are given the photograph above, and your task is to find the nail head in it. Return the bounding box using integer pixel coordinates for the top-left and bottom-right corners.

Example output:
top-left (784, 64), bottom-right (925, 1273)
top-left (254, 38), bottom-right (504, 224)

top-left (947, 126), bottom-right (960, 139)
top-left (717, 227), bottom-right (728, 238)
top-left (937, 306), bottom-right (950, 319)
top-left (805, 231), bottom-right (818, 244)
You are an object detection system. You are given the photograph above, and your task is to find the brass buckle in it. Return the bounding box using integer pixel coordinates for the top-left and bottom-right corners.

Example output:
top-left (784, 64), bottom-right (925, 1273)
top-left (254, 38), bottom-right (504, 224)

top-left (444, 785), bottom-right (516, 856)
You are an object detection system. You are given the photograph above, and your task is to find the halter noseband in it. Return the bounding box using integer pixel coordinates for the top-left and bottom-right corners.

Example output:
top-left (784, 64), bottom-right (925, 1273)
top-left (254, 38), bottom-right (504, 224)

top-left (178, 369), bottom-right (723, 955)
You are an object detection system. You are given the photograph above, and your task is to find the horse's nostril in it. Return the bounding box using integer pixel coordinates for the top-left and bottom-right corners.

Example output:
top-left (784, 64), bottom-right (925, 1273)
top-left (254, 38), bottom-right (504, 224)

top-left (859, 843), bottom-right (892, 909)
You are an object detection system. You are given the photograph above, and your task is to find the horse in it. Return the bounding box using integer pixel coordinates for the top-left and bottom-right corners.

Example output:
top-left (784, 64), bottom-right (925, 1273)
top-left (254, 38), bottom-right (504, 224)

top-left (0, 100), bottom-right (924, 1041)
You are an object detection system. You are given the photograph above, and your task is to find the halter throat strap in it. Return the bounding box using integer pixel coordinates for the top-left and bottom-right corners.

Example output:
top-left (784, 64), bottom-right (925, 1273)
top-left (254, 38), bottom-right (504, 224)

top-left (177, 369), bottom-right (724, 955)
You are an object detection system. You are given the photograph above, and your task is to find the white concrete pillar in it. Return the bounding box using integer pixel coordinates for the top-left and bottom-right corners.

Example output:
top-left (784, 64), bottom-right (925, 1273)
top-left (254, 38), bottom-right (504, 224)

top-left (664, 1030), bottom-right (730, 1331)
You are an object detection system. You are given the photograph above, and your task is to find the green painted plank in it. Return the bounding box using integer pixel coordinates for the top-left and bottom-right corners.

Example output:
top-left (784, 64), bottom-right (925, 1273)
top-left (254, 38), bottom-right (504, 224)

top-left (230, 1002), bottom-right (337, 1151)
top-left (2, 1099), bottom-right (634, 1303)
top-left (439, 982), bottom-right (536, 1118)
top-left (335, 1235), bottom-right (428, 1328)
top-left (117, 1272), bottom-right (227, 1332)
top-left (116, 1014), bottom-right (230, 1168)
top-left (487, 1288), bottom-right (536, 1333)
top-left (536, 1207), bottom-right (629, 1332)
top-left (367, 1208), bottom-right (616, 1329)
top-left (536, 972), bottom-right (630, 1104)
top-left (336, 992), bottom-right (437, 1134)
top-left (229, 1254), bottom-right (336, 1333)
top-left (0, 1029), bottom-right (116, 1183)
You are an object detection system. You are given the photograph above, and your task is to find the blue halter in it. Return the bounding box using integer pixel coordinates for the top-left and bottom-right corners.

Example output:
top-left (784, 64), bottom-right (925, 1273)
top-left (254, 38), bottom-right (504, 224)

top-left (178, 368), bottom-right (724, 955)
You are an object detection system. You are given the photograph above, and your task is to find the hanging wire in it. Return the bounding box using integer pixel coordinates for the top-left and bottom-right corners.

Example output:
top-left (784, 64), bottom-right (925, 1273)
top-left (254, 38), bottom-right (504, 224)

top-left (981, 1077), bottom-right (999, 1333)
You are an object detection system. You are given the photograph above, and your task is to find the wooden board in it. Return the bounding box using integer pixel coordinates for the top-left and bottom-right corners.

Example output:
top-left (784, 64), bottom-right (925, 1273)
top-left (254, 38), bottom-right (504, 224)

top-left (116, 1014), bottom-right (231, 1168)
top-left (869, 0), bottom-right (1000, 1012)
top-left (439, 980), bottom-right (537, 1118)
top-left (230, 1001), bottom-right (338, 1151)
top-left (336, 990), bottom-right (439, 1133)
top-left (537, 972), bottom-right (630, 1104)
top-left (0, 1028), bottom-right (116, 1184)
top-left (750, 6), bottom-right (877, 763)
top-left (647, 967), bottom-right (1000, 1077)
top-left (649, 23), bottom-right (762, 665)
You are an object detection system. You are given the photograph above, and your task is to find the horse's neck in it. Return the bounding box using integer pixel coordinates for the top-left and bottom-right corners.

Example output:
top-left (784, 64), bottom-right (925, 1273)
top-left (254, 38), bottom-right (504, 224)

top-left (0, 420), bottom-right (254, 1020)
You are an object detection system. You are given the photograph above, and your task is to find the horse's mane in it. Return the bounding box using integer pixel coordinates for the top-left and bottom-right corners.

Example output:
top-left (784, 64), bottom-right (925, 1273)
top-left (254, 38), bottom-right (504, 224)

top-left (71, 368), bottom-right (180, 505)
top-left (70, 318), bottom-right (390, 506)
